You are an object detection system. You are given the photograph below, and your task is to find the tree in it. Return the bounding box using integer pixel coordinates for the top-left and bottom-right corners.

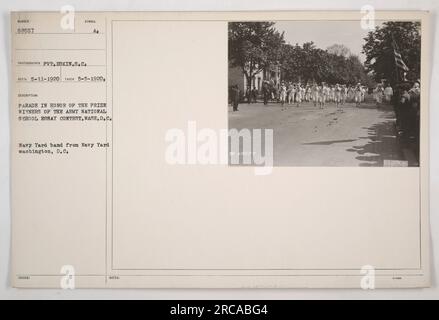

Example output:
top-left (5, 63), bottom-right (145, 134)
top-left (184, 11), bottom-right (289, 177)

top-left (281, 42), bottom-right (325, 83)
top-left (280, 42), bottom-right (372, 86)
top-left (346, 54), bottom-right (375, 87)
top-left (327, 44), bottom-right (351, 57)
top-left (228, 22), bottom-right (285, 89)
top-left (362, 21), bottom-right (421, 85)
top-left (280, 43), bottom-right (303, 82)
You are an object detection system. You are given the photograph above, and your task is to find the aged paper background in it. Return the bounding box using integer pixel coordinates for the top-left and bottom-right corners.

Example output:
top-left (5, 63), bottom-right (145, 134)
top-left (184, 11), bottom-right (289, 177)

top-left (9, 10), bottom-right (430, 289)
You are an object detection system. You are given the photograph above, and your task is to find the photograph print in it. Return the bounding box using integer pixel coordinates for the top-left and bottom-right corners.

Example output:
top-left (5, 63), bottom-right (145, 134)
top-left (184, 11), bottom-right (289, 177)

top-left (228, 20), bottom-right (421, 167)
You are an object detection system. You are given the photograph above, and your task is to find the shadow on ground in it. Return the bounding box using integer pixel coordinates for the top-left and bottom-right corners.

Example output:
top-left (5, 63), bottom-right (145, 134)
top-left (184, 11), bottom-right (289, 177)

top-left (346, 109), bottom-right (407, 167)
top-left (303, 139), bottom-right (357, 145)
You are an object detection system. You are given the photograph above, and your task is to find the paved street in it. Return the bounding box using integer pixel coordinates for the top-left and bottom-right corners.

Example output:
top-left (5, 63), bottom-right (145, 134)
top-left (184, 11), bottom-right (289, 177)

top-left (229, 99), bottom-right (417, 167)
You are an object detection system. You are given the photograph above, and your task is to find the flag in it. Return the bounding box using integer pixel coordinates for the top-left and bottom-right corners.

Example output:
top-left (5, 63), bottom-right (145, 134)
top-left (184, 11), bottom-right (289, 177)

top-left (392, 38), bottom-right (409, 72)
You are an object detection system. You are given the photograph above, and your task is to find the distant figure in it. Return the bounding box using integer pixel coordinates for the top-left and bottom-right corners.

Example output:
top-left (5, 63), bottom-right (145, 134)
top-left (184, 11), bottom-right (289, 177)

top-left (354, 83), bottom-right (362, 107)
top-left (305, 85), bottom-right (311, 102)
top-left (300, 85), bottom-right (306, 106)
top-left (231, 85), bottom-right (240, 111)
top-left (273, 85), bottom-right (279, 102)
top-left (398, 81), bottom-right (419, 139)
top-left (374, 84), bottom-right (384, 106)
top-left (408, 81), bottom-right (421, 154)
top-left (322, 83), bottom-right (330, 107)
top-left (329, 85), bottom-right (335, 103)
top-left (279, 82), bottom-right (287, 106)
top-left (262, 80), bottom-right (270, 105)
top-left (295, 83), bottom-right (302, 107)
top-left (287, 82), bottom-right (294, 104)
top-left (347, 85), bottom-right (354, 102)
top-left (317, 83), bottom-right (325, 109)
top-left (360, 86), bottom-right (366, 103)
top-left (384, 84), bottom-right (393, 103)
top-left (251, 87), bottom-right (258, 103)
top-left (270, 79), bottom-right (277, 101)
top-left (334, 84), bottom-right (342, 107)
top-left (312, 83), bottom-right (318, 107)
top-left (341, 84), bottom-right (348, 105)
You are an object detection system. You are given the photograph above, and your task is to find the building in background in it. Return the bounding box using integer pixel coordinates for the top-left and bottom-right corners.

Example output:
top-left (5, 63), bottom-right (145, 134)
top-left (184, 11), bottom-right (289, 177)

top-left (228, 63), bottom-right (281, 97)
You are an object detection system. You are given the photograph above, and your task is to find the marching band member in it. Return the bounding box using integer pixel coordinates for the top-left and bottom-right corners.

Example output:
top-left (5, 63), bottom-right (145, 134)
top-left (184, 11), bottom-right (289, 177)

top-left (354, 83), bottom-right (362, 107)
top-left (374, 84), bottom-right (384, 106)
top-left (279, 82), bottom-right (287, 106)
top-left (329, 85), bottom-right (335, 103)
top-left (312, 83), bottom-right (319, 107)
top-left (296, 83), bottom-right (302, 107)
top-left (341, 84), bottom-right (348, 105)
top-left (335, 84), bottom-right (342, 107)
top-left (287, 82), bottom-right (294, 105)
top-left (360, 86), bottom-right (366, 103)
top-left (384, 84), bottom-right (393, 103)
top-left (305, 85), bottom-right (311, 102)
top-left (322, 83), bottom-right (330, 107)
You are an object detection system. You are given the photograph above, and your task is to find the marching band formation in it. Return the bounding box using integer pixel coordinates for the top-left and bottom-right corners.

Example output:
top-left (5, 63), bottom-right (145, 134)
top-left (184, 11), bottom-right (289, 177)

top-left (230, 80), bottom-right (392, 112)
top-left (259, 80), bottom-right (369, 108)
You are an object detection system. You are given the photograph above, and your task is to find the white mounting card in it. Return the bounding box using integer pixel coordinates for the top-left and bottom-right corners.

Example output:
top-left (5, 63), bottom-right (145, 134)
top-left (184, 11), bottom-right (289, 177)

top-left (11, 11), bottom-right (430, 288)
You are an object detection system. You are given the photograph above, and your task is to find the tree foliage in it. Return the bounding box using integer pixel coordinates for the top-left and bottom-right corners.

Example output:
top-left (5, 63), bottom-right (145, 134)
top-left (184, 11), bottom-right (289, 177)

top-left (362, 21), bottom-right (421, 85)
top-left (280, 42), bottom-right (372, 85)
top-left (229, 22), bottom-right (374, 87)
top-left (327, 44), bottom-right (351, 57)
top-left (228, 22), bottom-right (285, 88)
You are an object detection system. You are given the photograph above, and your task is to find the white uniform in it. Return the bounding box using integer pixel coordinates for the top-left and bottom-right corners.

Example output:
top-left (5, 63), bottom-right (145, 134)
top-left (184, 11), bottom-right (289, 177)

top-left (312, 85), bottom-right (319, 104)
top-left (287, 84), bottom-right (294, 104)
top-left (354, 86), bottom-right (362, 104)
top-left (335, 86), bottom-right (342, 104)
top-left (360, 87), bottom-right (366, 102)
top-left (341, 86), bottom-right (347, 104)
top-left (297, 86), bottom-right (305, 104)
top-left (280, 85), bottom-right (287, 104)
top-left (384, 86), bottom-right (393, 102)
top-left (323, 86), bottom-right (330, 104)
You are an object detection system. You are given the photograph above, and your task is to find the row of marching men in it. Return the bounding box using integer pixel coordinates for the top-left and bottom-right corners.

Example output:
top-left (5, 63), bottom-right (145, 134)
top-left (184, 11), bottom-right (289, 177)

top-left (273, 81), bottom-right (368, 108)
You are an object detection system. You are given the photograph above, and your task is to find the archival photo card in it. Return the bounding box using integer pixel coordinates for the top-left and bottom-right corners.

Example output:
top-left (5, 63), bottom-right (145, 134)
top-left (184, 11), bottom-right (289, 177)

top-left (10, 11), bottom-right (430, 288)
